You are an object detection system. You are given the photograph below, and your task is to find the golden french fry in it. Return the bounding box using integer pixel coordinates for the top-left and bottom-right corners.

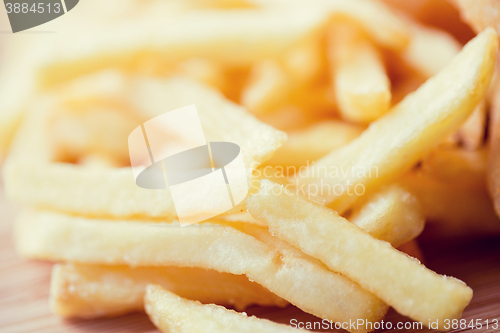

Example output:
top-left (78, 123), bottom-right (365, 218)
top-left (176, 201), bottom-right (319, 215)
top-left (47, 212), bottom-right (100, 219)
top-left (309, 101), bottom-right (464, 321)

top-left (265, 121), bottom-right (363, 170)
top-left (401, 171), bottom-right (500, 239)
top-left (453, 0), bottom-right (500, 35)
top-left (241, 37), bottom-right (324, 114)
top-left (328, 22), bottom-right (391, 123)
top-left (290, 28), bottom-right (498, 213)
top-left (401, 18), bottom-right (462, 78)
top-left (250, 0), bottom-right (410, 50)
top-left (248, 180), bottom-right (473, 328)
top-left (349, 184), bottom-right (424, 248)
top-left (419, 147), bottom-right (488, 190)
top-left (4, 76), bottom-right (285, 218)
top-left (457, 102), bottom-right (486, 150)
top-left (16, 210), bottom-right (387, 333)
top-left (488, 66), bottom-right (500, 217)
top-left (50, 263), bottom-right (287, 318)
top-left (145, 284), bottom-right (298, 333)
top-left (241, 60), bottom-right (292, 114)
top-left (37, 8), bottom-right (328, 88)
top-left (0, 39), bottom-right (39, 159)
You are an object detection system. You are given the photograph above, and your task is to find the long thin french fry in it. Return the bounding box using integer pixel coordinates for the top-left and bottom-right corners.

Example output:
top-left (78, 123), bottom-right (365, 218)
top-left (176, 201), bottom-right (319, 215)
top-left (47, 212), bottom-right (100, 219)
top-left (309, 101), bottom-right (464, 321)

top-left (50, 263), bottom-right (287, 318)
top-left (349, 184), bottom-right (424, 247)
top-left (249, 0), bottom-right (410, 50)
top-left (145, 284), bottom-right (299, 333)
top-left (265, 121), bottom-right (363, 169)
top-left (290, 28), bottom-right (497, 213)
top-left (4, 76), bottom-right (285, 218)
top-left (247, 180), bottom-right (473, 329)
top-left (328, 22), bottom-right (391, 123)
top-left (16, 210), bottom-right (387, 333)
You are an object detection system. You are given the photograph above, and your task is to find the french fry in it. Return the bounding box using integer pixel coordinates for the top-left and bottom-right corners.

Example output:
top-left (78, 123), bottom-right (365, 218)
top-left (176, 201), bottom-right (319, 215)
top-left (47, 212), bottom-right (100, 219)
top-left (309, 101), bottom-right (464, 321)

top-left (401, 18), bottom-right (462, 78)
top-left (349, 184), bottom-right (424, 247)
top-left (247, 180), bottom-right (473, 328)
top-left (250, 0), bottom-right (410, 50)
top-left (457, 102), bottom-right (487, 150)
top-left (50, 263), bottom-right (287, 318)
top-left (453, 0), bottom-right (500, 35)
top-left (488, 66), bottom-right (500, 217)
top-left (37, 8), bottom-right (328, 88)
top-left (419, 146), bottom-right (488, 190)
top-left (4, 76), bottom-right (286, 218)
top-left (401, 171), bottom-right (500, 239)
top-left (265, 121), bottom-right (363, 170)
top-left (241, 37), bottom-right (324, 114)
top-left (403, 134), bottom-right (498, 238)
top-left (16, 210), bottom-right (387, 333)
top-left (145, 284), bottom-right (299, 333)
top-left (290, 28), bottom-right (498, 213)
top-left (397, 19), bottom-right (486, 150)
top-left (0, 39), bottom-right (39, 159)
top-left (241, 60), bottom-right (291, 114)
top-left (328, 22), bottom-right (391, 123)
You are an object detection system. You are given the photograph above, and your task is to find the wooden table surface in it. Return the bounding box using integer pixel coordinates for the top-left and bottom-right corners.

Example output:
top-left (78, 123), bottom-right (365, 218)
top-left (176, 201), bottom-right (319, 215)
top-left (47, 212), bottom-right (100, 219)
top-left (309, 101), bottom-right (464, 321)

top-left (1, 186), bottom-right (499, 333)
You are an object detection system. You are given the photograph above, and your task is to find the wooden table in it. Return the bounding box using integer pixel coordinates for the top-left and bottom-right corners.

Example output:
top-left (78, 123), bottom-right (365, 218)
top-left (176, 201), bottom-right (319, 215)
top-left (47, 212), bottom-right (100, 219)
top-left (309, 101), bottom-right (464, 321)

top-left (1, 187), bottom-right (499, 333)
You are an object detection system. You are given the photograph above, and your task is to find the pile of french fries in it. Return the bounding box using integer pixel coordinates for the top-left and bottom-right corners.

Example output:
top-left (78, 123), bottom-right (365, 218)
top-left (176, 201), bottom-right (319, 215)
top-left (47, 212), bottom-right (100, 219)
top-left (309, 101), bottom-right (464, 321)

top-left (2, 0), bottom-right (500, 332)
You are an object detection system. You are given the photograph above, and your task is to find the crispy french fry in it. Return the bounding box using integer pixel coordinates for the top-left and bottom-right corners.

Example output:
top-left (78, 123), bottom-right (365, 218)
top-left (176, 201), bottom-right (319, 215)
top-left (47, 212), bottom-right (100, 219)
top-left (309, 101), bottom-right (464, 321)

top-left (401, 18), bottom-right (462, 78)
top-left (419, 147), bottom-right (488, 190)
top-left (349, 184), bottom-right (424, 247)
top-left (453, 0), bottom-right (500, 35)
top-left (250, 0), bottom-right (410, 50)
top-left (290, 29), bottom-right (498, 213)
top-left (265, 121), bottom-right (363, 170)
top-left (50, 263), bottom-right (287, 318)
top-left (145, 284), bottom-right (299, 333)
top-left (248, 180), bottom-right (473, 328)
top-left (401, 171), bottom-right (500, 239)
top-left (241, 60), bottom-right (291, 114)
top-left (457, 102), bottom-right (486, 150)
top-left (0, 39), bottom-right (39, 159)
top-left (37, 8), bottom-right (328, 88)
top-left (4, 76), bottom-right (285, 218)
top-left (241, 37), bottom-right (324, 114)
top-left (16, 210), bottom-right (387, 333)
top-left (328, 22), bottom-right (391, 123)
top-left (488, 66), bottom-right (500, 217)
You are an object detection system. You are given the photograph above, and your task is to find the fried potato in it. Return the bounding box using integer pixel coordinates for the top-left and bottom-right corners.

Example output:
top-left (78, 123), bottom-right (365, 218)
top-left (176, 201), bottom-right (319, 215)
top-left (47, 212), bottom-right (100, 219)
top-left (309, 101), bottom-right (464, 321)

top-left (16, 210), bottom-right (387, 333)
top-left (241, 60), bottom-right (292, 114)
top-left (457, 102), bottom-right (486, 150)
top-left (453, 0), bottom-right (500, 35)
top-left (145, 284), bottom-right (299, 333)
top-left (248, 180), bottom-right (473, 328)
top-left (265, 121), bottom-right (363, 170)
top-left (4, 76), bottom-right (285, 218)
top-left (251, 0), bottom-right (410, 50)
top-left (241, 36), bottom-right (324, 114)
top-left (401, 172), bottom-right (500, 239)
top-left (290, 28), bottom-right (498, 213)
top-left (0, 39), bottom-right (39, 159)
top-left (488, 66), bottom-right (500, 217)
top-left (419, 147), bottom-right (488, 190)
top-left (328, 22), bottom-right (391, 123)
top-left (37, 8), bottom-right (328, 88)
top-left (50, 263), bottom-right (287, 318)
top-left (401, 18), bottom-right (461, 78)
top-left (349, 185), bottom-right (424, 247)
